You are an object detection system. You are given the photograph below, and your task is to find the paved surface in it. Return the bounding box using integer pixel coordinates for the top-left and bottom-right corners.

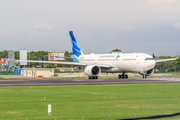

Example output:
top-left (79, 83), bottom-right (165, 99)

top-left (0, 78), bottom-right (180, 87)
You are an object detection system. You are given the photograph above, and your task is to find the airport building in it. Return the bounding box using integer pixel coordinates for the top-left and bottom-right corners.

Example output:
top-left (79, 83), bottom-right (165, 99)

top-left (23, 68), bottom-right (54, 77)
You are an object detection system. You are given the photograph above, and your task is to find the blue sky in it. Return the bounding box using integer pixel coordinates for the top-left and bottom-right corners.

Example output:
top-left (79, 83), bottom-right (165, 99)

top-left (0, 0), bottom-right (180, 56)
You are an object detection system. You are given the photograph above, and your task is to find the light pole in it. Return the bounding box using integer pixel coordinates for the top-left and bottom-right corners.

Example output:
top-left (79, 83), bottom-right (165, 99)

top-left (29, 45), bottom-right (30, 68)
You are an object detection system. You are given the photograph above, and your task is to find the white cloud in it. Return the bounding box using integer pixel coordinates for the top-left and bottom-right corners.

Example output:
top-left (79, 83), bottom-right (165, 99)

top-left (150, 0), bottom-right (176, 4)
top-left (29, 24), bottom-right (53, 37)
top-left (173, 22), bottom-right (180, 29)
top-left (122, 25), bottom-right (135, 30)
top-left (12, 22), bottom-right (21, 27)
top-left (0, 32), bottom-right (6, 37)
top-left (32, 24), bottom-right (53, 30)
top-left (0, 0), bottom-right (180, 55)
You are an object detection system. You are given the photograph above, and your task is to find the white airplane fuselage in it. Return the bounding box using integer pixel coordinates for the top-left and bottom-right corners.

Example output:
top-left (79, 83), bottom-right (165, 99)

top-left (78, 53), bottom-right (156, 73)
top-left (17, 31), bottom-right (177, 79)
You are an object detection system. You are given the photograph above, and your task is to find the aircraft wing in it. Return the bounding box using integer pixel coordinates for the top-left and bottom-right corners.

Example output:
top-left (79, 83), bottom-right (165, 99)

top-left (17, 60), bottom-right (112, 68)
top-left (155, 56), bottom-right (178, 63)
top-left (17, 60), bottom-right (87, 66)
top-left (95, 64), bottom-right (111, 68)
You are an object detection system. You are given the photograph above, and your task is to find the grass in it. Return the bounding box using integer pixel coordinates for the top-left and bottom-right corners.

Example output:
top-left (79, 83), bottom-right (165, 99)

top-left (1, 84), bottom-right (180, 120)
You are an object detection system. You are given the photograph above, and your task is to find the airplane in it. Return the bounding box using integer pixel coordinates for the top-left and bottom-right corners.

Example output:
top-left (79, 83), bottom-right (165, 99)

top-left (21, 31), bottom-right (178, 79)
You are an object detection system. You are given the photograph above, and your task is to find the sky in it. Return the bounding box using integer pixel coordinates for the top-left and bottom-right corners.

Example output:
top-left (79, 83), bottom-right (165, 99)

top-left (0, 0), bottom-right (180, 56)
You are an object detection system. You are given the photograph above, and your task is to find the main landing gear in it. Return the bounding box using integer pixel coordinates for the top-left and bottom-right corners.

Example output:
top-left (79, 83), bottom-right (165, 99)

top-left (88, 76), bottom-right (98, 79)
top-left (118, 72), bottom-right (128, 79)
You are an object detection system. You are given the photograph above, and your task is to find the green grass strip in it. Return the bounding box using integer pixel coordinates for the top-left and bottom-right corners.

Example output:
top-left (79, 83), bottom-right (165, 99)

top-left (0, 84), bottom-right (180, 120)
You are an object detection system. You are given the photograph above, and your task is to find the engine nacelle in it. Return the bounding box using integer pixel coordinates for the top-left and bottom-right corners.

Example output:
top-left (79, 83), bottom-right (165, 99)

top-left (138, 68), bottom-right (154, 76)
top-left (84, 65), bottom-right (101, 77)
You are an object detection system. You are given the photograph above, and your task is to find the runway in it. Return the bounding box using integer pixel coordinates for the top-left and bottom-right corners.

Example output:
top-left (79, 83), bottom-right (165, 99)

top-left (0, 78), bottom-right (180, 87)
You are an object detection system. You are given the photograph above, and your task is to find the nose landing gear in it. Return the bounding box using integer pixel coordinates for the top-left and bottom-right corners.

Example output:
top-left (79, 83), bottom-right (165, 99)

top-left (142, 74), bottom-right (147, 79)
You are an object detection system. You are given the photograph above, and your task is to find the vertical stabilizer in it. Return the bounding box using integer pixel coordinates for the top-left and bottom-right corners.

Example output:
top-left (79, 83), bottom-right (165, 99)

top-left (69, 31), bottom-right (83, 62)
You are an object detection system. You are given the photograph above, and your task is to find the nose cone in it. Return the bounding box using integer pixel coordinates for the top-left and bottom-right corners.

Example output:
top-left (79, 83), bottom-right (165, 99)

top-left (143, 60), bottom-right (156, 71)
top-left (148, 60), bottom-right (156, 69)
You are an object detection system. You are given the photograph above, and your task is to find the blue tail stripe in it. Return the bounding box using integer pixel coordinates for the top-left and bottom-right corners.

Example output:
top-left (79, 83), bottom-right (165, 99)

top-left (74, 48), bottom-right (81, 55)
top-left (73, 48), bottom-right (82, 57)
top-left (69, 31), bottom-right (83, 62)
top-left (70, 31), bottom-right (78, 42)
top-left (72, 41), bottom-right (81, 51)
top-left (74, 55), bottom-right (79, 62)
top-left (72, 40), bottom-right (82, 57)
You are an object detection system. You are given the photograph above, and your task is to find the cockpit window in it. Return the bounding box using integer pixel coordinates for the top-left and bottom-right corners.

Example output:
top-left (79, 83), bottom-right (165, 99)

top-left (145, 58), bottom-right (154, 60)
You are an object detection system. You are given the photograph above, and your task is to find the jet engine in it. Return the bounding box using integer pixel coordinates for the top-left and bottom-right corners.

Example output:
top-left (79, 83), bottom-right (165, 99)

top-left (138, 68), bottom-right (154, 76)
top-left (84, 65), bottom-right (101, 77)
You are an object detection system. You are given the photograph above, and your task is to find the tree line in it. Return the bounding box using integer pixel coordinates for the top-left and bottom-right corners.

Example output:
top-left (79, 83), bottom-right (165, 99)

top-left (155, 56), bottom-right (180, 72)
top-left (0, 50), bottom-right (73, 68)
top-left (0, 50), bottom-right (179, 72)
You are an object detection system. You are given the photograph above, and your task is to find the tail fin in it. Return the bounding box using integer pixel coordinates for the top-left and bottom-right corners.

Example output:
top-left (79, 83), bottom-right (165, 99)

top-left (69, 31), bottom-right (83, 62)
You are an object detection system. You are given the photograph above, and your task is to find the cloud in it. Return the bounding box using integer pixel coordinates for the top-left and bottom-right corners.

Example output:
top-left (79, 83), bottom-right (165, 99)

top-left (0, 0), bottom-right (180, 55)
top-left (173, 22), bottom-right (180, 29)
top-left (32, 24), bottom-right (53, 30)
top-left (29, 24), bottom-right (53, 37)
top-left (0, 32), bottom-right (6, 37)
top-left (122, 25), bottom-right (135, 30)
top-left (150, 0), bottom-right (176, 4)
top-left (12, 22), bottom-right (21, 27)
